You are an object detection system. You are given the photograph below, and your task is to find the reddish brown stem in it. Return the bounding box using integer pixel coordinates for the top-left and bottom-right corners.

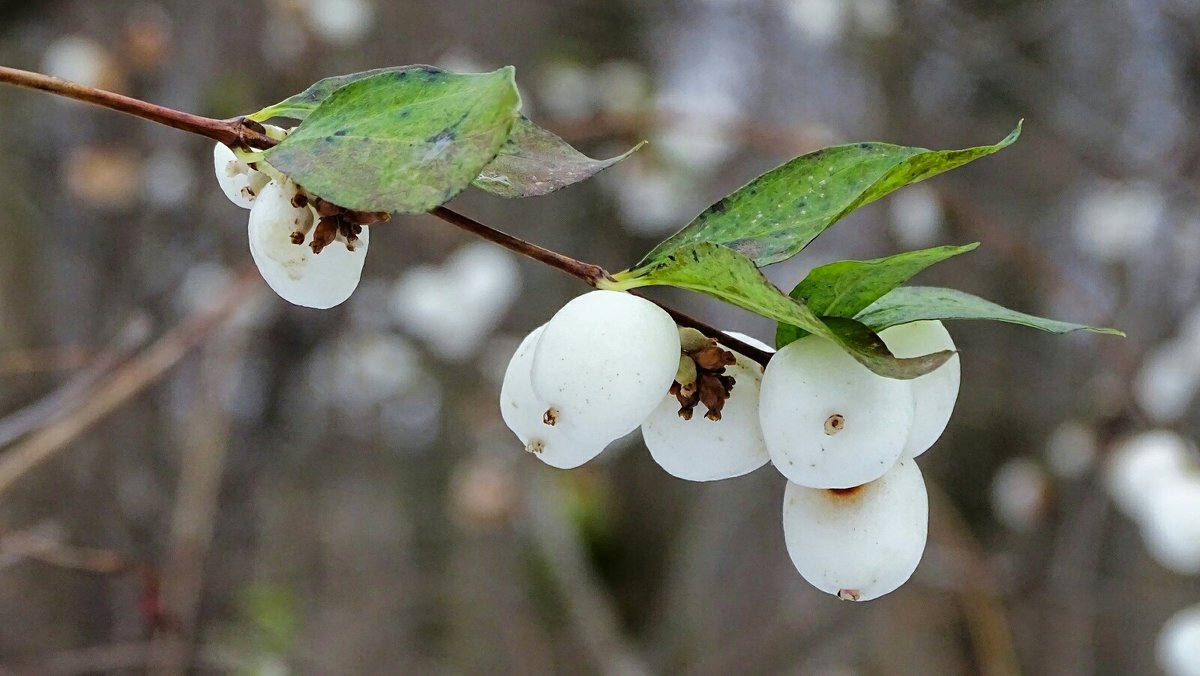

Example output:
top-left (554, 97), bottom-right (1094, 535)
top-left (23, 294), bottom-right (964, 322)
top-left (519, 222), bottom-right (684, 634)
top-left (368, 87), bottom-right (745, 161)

top-left (0, 66), bottom-right (273, 148)
top-left (429, 206), bottom-right (611, 286)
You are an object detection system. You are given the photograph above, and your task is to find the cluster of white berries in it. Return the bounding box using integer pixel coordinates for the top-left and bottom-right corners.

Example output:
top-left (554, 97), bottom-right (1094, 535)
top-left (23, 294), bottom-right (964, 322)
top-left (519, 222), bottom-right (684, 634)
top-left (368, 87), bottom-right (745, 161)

top-left (502, 290), bottom-right (961, 601)
top-left (213, 137), bottom-right (369, 309)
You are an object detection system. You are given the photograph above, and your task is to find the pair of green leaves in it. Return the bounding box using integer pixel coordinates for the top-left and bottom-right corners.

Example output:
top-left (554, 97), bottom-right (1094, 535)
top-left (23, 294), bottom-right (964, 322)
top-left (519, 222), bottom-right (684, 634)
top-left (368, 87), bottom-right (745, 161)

top-left (249, 65), bottom-right (638, 213)
top-left (609, 124), bottom-right (1120, 378)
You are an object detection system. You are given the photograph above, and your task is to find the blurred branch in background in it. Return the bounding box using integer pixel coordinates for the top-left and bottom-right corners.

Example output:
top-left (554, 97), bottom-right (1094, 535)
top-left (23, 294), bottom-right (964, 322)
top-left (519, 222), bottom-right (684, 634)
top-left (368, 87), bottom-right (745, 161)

top-left (152, 321), bottom-right (254, 675)
top-left (0, 267), bottom-right (263, 499)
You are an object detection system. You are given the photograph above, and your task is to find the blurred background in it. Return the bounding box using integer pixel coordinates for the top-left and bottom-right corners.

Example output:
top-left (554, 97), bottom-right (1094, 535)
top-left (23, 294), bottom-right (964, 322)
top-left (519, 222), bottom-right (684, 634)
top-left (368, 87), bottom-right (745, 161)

top-left (0, 0), bottom-right (1197, 673)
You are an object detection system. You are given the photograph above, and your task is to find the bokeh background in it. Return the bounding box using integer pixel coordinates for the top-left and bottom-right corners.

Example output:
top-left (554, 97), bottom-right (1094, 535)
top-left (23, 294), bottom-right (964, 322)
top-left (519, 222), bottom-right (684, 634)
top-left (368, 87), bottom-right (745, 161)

top-left (0, 0), bottom-right (1197, 674)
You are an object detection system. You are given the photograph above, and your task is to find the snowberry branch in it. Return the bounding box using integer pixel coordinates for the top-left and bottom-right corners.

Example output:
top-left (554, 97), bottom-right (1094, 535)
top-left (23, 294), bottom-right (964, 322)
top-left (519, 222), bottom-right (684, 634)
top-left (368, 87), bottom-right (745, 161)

top-left (0, 65), bottom-right (773, 366)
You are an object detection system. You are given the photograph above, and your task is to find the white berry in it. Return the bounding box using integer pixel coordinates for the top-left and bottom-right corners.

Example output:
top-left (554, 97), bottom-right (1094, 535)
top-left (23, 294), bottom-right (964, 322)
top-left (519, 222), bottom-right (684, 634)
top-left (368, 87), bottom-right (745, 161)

top-left (501, 325), bottom-right (607, 469)
top-left (1158, 604), bottom-right (1200, 676)
top-left (641, 331), bottom-right (772, 481)
top-left (1105, 429), bottom-right (1194, 519)
top-left (879, 320), bottom-right (959, 458)
top-left (247, 179), bottom-right (369, 309)
top-left (1139, 476), bottom-right (1200, 575)
top-left (213, 142), bottom-right (269, 209)
top-left (759, 335), bottom-right (914, 489)
top-left (782, 458), bottom-right (928, 602)
top-left (531, 291), bottom-right (681, 441)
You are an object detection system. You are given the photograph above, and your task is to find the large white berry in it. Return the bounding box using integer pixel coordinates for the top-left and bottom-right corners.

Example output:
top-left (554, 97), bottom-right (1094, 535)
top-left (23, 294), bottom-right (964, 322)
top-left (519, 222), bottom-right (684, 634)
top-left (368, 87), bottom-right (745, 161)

top-left (248, 179), bottom-right (369, 309)
top-left (641, 331), bottom-right (772, 481)
top-left (879, 320), bottom-right (960, 458)
top-left (501, 325), bottom-right (607, 469)
top-left (213, 142), bottom-right (270, 209)
top-left (531, 291), bottom-right (681, 441)
top-left (782, 458), bottom-right (929, 602)
top-left (1158, 604), bottom-right (1200, 676)
top-left (759, 335), bottom-right (914, 489)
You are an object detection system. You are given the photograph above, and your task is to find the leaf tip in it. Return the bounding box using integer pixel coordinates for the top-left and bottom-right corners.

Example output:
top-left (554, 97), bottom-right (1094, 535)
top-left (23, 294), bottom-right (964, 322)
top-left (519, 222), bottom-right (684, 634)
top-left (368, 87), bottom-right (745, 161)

top-left (1000, 120), bottom-right (1023, 147)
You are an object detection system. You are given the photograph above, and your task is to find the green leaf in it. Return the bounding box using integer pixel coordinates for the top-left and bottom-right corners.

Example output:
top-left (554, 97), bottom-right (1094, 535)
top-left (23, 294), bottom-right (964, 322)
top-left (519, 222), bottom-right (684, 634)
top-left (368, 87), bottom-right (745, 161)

top-left (608, 243), bottom-right (953, 379)
top-left (854, 286), bottom-right (1125, 336)
top-left (263, 67), bottom-right (521, 213)
top-left (775, 243), bottom-right (979, 348)
top-left (637, 124), bottom-right (1021, 268)
top-left (249, 65), bottom-right (439, 122)
top-left (473, 116), bottom-right (643, 198)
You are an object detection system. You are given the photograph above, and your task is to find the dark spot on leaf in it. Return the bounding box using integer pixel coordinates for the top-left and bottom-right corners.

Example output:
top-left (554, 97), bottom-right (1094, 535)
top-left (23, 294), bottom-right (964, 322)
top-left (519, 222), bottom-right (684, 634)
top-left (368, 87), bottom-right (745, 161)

top-left (860, 143), bottom-right (871, 150)
top-left (691, 250), bottom-right (700, 263)
top-left (426, 128), bottom-right (457, 144)
top-left (710, 199), bottom-right (728, 214)
top-left (399, 110), bottom-right (411, 119)
top-left (334, 129), bottom-right (348, 137)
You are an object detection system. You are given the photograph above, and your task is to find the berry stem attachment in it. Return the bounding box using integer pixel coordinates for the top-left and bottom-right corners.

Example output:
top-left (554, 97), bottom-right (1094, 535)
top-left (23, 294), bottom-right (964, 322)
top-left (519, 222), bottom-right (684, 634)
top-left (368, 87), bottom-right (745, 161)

top-left (0, 65), bottom-right (773, 367)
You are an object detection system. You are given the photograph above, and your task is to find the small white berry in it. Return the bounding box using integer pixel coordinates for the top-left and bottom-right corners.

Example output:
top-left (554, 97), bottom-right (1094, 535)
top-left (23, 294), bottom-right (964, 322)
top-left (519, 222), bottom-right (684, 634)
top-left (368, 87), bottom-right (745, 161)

top-left (501, 325), bottom-right (607, 469)
top-left (641, 331), bottom-right (772, 481)
top-left (879, 320), bottom-right (960, 458)
top-left (213, 142), bottom-right (270, 209)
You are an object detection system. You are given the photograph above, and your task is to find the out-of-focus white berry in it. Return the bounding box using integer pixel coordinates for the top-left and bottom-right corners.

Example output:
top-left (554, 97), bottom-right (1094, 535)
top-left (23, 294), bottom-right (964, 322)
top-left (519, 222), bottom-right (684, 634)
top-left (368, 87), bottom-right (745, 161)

top-left (1135, 338), bottom-right (1200, 423)
top-left (879, 320), bottom-right (959, 458)
top-left (1140, 476), bottom-right (1200, 574)
top-left (1105, 430), bottom-right (1194, 519)
top-left (531, 291), bottom-right (681, 441)
top-left (642, 331), bottom-right (772, 481)
top-left (759, 336), bottom-right (914, 489)
top-left (390, 242), bottom-right (521, 361)
top-left (501, 325), bottom-right (607, 469)
top-left (1072, 179), bottom-right (1163, 263)
top-left (782, 458), bottom-right (928, 601)
top-left (781, 0), bottom-right (849, 45)
top-left (213, 143), bottom-right (270, 209)
top-left (888, 184), bottom-right (943, 248)
top-left (305, 0), bottom-right (375, 43)
top-left (1158, 604), bottom-right (1200, 676)
top-left (1045, 420), bottom-right (1097, 480)
top-left (989, 457), bottom-right (1050, 533)
top-left (248, 179), bottom-right (368, 309)
top-left (42, 36), bottom-right (118, 89)
top-left (538, 62), bottom-right (594, 119)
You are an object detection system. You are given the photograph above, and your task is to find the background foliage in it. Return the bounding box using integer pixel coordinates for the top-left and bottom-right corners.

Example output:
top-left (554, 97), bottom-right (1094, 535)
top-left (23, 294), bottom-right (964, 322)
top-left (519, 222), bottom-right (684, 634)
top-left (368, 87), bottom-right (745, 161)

top-left (0, 0), bottom-right (1191, 674)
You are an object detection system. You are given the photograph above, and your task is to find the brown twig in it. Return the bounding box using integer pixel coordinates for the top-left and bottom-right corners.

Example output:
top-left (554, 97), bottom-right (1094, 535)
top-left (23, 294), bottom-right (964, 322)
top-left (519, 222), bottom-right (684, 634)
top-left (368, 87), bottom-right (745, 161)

top-left (0, 528), bottom-right (141, 575)
top-left (429, 206), bottom-right (611, 285)
top-left (0, 66), bottom-right (272, 149)
top-left (426, 207), bottom-right (774, 365)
